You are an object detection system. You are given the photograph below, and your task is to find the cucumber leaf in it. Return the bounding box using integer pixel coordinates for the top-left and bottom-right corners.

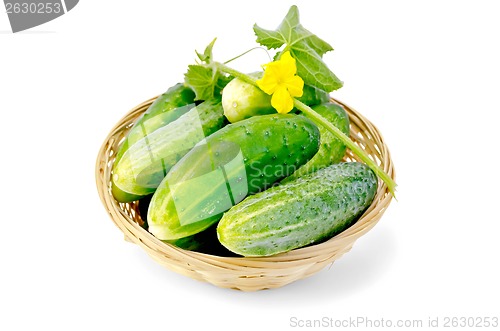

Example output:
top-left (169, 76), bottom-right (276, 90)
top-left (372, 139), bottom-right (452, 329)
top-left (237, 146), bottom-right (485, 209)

top-left (184, 65), bottom-right (230, 101)
top-left (184, 38), bottom-right (231, 101)
top-left (184, 64), bottom-right (218, 101)
top-left (253, 5), bottom-right (343, 92)
top-left (196, 37), bottom-right (217, 63)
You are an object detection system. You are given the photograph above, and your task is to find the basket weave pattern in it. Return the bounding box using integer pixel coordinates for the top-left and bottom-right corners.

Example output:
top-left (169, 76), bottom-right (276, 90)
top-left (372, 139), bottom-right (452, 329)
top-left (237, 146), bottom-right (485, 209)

top-left (95, 97), bottom-right (395, 291)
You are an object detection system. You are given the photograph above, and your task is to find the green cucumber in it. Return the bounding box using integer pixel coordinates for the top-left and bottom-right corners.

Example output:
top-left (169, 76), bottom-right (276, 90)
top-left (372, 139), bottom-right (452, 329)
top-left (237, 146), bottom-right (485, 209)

top-left (112, 98), bottom-right (227, 200)
top-left (286, 102), bottom-right (350, 180)
top-left (217, 162), bottom-right (378, 257)
top-left (112, 84), bottom-right (196, 202)
top-left (147, 114), bottom-right (320, 240)
top-left (295, 85), bottom-right (330, 108)
top-left (222, 74), bottom-right (274, 123)
top-left (222, 73), bottom-right (330, 123)
top-left (141, 83), bottom-right (195, 119)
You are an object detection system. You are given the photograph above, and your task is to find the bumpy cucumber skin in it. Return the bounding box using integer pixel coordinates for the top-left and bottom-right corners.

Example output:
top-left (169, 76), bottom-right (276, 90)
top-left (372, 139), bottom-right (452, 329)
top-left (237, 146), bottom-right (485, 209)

top-left (287, 102), bottom-right (350, 180)
top-left (112, 84), bottom-right (196, 202)
top-left (147, 114), bottom-right (320, 240)
top-left (112, 98), bottom-right (227, 200)
top-left (217, 162), bottom-right (378, 257)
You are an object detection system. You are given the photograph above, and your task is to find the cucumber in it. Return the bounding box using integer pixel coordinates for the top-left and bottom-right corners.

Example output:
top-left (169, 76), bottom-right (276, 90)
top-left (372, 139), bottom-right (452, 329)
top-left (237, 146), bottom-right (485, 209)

top-left (147, 114), bottom-right (320, 240)
top-left (286, 102), bottom-right (350, 180)
top-left (112, 84), bottom-right (196, 202)
top-left (222, 75), bottom-right (274, 123)
top-left (136, 83), bottom-right (196, 126)
top-left (295, 85), bottom-right (330, 108)
top-left (112, 98), bottom-right (227, 200)
top-left (217, 162), bottom-right (378, 257)
top-left (222, 73), bottom-right (330, 123)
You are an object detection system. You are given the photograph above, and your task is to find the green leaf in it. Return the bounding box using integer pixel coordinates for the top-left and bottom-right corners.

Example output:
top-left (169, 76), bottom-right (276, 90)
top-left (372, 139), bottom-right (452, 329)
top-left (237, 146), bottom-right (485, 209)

top-left (252, 24), bottom-right (284, 49)
top-left (292, 25), bottom-right (333, 57)
top-left (184, 64), bottom-right (218, 101)
top-left (290, 46), bottom-right (343, 92)
top-left (253, 5), bottom-right (343, 92)
top-left (185, 38), bottom-right (232, 101)
top-left (214, 74), bottom-right (232, 96)
top-left (196, 37), bottom-right (217, 63)
top-left (184, 64), bottom-right (231, 101)
top-left (277, 5), bottom-right (300, 38)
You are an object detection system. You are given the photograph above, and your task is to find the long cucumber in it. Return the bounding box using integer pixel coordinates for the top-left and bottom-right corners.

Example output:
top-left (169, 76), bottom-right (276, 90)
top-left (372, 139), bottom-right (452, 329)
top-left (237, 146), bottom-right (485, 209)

top-left (217, 162), bottom-right (378, 256)
top-left (112, 98), bottom-right (227, 200)
top-left (112, 84), bottom-right (196, 202)
top-left (147, 113), bottom-right (321, 240)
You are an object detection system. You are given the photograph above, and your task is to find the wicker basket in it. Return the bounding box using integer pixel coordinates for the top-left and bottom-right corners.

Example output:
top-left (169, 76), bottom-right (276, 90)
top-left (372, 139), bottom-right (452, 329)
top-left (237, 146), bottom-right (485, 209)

top-left (95, 96), bottom-right (395, 291)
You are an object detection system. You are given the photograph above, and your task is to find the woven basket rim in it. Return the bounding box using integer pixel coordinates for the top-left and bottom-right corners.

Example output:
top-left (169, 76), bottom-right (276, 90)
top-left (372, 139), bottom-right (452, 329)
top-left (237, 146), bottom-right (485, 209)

top-left (95, 95), bottom-right (395, 290)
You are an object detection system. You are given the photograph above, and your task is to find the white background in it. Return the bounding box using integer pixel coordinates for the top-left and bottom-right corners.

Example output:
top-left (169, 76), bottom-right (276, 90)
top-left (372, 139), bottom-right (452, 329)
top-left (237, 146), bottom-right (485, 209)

top-left (1, 1), bottom-right (499, 330)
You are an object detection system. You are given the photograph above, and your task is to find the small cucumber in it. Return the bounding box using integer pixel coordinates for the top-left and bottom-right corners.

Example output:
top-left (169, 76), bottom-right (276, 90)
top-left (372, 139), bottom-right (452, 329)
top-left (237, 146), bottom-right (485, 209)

top-left (147, 114), bottom-right (320, 240)
top-left (217, 162), bottom-right (378, 257)
top-left (222, 75), bottom-right (274, 123)
top-left (112, 84), bottom-right (196, 202)
top-left (287, 102), bottom-right (350, 180)
top-left (112, 98), bottom-right (227, 200)
top-left (222, 74), bottom-right (330, 123)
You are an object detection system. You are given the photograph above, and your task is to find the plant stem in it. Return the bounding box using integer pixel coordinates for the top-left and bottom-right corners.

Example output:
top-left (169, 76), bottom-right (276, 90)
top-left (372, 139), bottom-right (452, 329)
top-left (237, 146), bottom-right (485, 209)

top-left (223, 47), bottom-right (272, 64)
top-left (294, 99), bottom-right (396, 195)
top-left (215, 62), bottom-right (397, 195)
top-left (216, 62), bottom-right (257, 85)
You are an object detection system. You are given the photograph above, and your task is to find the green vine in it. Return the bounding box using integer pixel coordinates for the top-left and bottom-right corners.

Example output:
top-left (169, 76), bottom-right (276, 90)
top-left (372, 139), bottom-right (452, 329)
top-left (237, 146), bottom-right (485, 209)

top-left (214, 62), bottom-right (397, 195)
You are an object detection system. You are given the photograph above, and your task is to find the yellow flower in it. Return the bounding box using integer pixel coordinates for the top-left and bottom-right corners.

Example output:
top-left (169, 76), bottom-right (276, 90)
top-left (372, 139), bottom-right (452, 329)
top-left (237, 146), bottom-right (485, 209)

top-left (256, 51), bottom-right (304, 114)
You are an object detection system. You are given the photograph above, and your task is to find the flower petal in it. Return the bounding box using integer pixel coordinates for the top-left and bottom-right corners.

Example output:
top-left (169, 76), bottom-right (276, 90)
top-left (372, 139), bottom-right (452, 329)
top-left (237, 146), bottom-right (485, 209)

top-left (266, 60), bottom-right (289, 85)
top-left (278, 51), bottom-right (297, 76)
top-left (256, 70), bottom-right (278, 95)
top-left (284, 75), bottom-right (304, 97)
top-left (271, 86), bottom-right (294, 114)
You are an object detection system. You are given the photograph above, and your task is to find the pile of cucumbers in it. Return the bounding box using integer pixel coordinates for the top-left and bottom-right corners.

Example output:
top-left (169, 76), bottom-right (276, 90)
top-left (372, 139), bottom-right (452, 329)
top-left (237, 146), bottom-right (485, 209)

top-left (112, 81), bottom-right (378, 257)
